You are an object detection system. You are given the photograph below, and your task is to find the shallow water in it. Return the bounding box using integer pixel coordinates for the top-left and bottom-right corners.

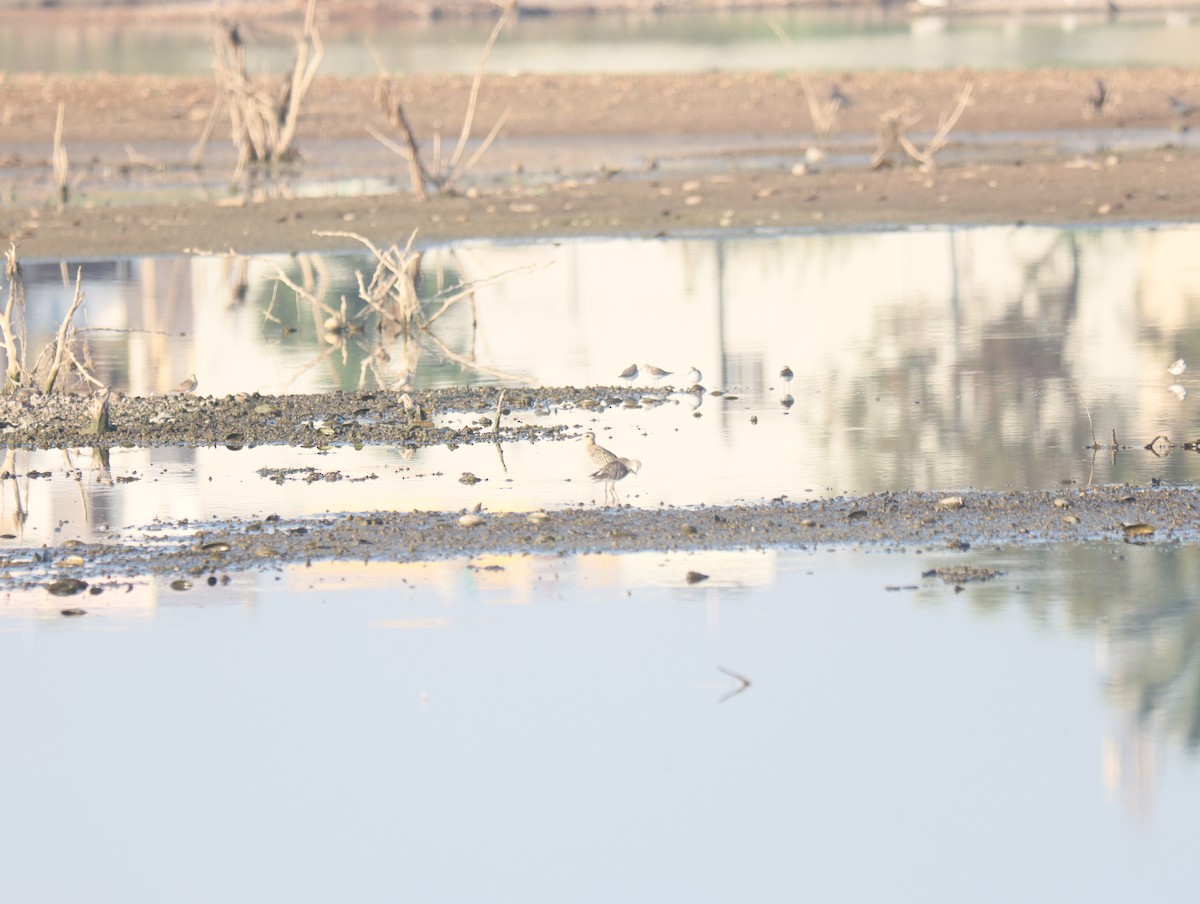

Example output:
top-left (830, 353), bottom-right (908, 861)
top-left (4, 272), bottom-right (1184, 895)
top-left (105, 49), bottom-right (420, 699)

top-left (8, 223), bottom-right (1200, 532)
top-left (1, 542), bottom-right (1197, 902)
top-left (4, 9), bottom-right (1200, 75)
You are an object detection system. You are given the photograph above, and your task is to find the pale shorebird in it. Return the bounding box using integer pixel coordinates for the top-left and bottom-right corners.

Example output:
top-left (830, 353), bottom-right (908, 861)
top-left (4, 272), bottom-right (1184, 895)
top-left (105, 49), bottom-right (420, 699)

top-left (685, 366), bottom-right (702, 386)
top-left (170, 374), bottom-right (198, 395)
top-left (645, 364), bottom-right (672, 383)
top-left (780, 365), bottom-right (793, 382)
top-left (1168, 358), bottom-right (1188, 376)
top-left (592, 456), bottom-right (640, 504)
top-left (584, 431), bottom-right (619, 470)
top-left (618, 363), bottom-right (639, 382)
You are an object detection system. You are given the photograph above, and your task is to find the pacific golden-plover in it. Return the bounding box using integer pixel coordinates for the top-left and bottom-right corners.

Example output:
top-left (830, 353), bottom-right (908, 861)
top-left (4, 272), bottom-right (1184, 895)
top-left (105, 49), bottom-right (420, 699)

top-left (584, 431), bottom-right (619, 469)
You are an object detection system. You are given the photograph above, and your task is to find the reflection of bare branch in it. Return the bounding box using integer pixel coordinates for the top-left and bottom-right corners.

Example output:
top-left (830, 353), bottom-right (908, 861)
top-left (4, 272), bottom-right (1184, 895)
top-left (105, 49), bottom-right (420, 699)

top-left (423, 261), bottom-right (549, 328)
top-left (421, 329), bottom-right (529, 384)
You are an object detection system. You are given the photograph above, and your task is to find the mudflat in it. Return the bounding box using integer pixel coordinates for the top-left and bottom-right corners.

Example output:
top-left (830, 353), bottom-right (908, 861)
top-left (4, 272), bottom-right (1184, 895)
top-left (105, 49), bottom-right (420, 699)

top-left (2, 67), bottom-right (1198, 257)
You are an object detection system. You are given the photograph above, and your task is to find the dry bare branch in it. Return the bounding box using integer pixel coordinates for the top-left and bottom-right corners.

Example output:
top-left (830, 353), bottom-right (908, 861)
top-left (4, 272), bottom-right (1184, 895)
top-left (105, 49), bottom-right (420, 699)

top-left (1, 244), bottom-right (27, 391)
top-left (370, 0), bottom-right (516, 198)
top-left (41, 266), bottom-right (86, 395)
top-left (766, 19), bottom-right (839, 139)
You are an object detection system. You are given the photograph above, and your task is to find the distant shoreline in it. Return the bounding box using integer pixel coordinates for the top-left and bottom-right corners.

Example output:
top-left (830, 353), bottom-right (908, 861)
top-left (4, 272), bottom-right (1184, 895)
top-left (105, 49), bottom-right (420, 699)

top-left (1, 0), bottom-right (1198, 27)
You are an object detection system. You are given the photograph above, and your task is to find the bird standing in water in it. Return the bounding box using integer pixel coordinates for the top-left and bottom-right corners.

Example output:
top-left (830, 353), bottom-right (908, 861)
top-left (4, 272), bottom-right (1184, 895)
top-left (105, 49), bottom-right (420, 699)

top-left (591, 457), bottom-right (641, 505)
top-left (584, 431), bottom-right (619, 469)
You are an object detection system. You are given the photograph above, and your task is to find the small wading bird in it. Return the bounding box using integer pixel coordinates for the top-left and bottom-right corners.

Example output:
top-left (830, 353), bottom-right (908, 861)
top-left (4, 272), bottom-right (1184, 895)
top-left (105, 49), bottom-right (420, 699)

top-left (644, 364), bottom-right (672, 382)
top-left (685, 366), bottom-right (702, 387)
top-left (591, 457), bottom-right (641, 505)
top-left (618, 363), bottom-right (638, 382)
top-left (171, 374), bottom-right (198, 395)
top-left (780, 365), bottom-right (793, 382)
top-left (1168, 358), bottom-right (1188, 376)
top-left (1088, 78), bottom-right (1109, 114)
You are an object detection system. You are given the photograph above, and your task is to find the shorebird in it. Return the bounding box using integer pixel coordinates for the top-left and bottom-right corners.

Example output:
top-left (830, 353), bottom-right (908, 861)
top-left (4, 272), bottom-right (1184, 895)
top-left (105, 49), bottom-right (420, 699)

top-left (1088, 78), bottom-right (1109, 114)
top-left (780, 365), bottom-right (793, 382)
top-left (829, 84), bottom-right (852, 111)
top-left (644, 364), bottom-right (672, 382)
top-left (170, 374), bottom-right (198, 395)
top-left (1169, 96), bottom-right (1197, 119)
top-left (685, 366), bottom-right (702, 386)
top-left (583, 431), bottom-right (619, 470)
top-left (618, 363), bottom-right (639, 382)
top-left (591, 456), bottom-right (640, 504)
top-left (1168, 358), bottom-right (1188, 376)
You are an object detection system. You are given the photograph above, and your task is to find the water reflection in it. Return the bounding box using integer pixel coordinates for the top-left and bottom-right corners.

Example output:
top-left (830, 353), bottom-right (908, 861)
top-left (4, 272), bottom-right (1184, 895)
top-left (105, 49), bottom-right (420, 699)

top-left (1, 544), bottom-right (1197, 900)
top-left (12, 224), bottom-right (1200, 496)
top-left (3, 10), bottom-right (1200, 74)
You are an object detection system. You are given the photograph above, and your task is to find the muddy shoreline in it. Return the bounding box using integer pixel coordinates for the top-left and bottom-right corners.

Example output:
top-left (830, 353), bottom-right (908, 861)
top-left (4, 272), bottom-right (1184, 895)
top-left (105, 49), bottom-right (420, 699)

top-left (7, 485), bottom-right (1192, 592)
top-left (4, 68), bottom-right (1200, 258)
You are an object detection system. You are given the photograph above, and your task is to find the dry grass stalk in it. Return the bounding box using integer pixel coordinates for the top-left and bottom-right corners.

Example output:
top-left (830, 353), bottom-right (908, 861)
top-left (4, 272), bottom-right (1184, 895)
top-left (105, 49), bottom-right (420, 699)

top-left (206, 0), bottom-right (325, 183)
top-left (370, 0), bottom-right (517, 198)
top-left (872, 82), bottom-right (973, 171)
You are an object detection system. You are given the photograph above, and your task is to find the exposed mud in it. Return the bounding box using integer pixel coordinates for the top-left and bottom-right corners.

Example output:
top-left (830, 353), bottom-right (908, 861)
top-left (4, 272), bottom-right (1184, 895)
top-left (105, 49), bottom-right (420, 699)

top-left (0, 386), bottom-right (653, 449)
top-left (4, 484), bottom-right (1192, 591)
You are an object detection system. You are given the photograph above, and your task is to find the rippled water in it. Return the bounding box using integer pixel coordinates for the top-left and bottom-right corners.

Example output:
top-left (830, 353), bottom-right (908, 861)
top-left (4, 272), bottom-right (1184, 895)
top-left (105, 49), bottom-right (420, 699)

top-left (2, 542), bottom-right (1198, 901)
top-left (3, 9), bottom-right (1199, 75)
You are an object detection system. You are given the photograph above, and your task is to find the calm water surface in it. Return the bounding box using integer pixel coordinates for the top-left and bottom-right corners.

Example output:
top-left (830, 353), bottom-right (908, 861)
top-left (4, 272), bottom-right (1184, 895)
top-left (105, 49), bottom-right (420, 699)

top-left (7, 223), bottom-right (1200, 543)
top-left (2, 10), bottom-right (1198, 74)
top-left (1, 543), bottom-right (1198, 901)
